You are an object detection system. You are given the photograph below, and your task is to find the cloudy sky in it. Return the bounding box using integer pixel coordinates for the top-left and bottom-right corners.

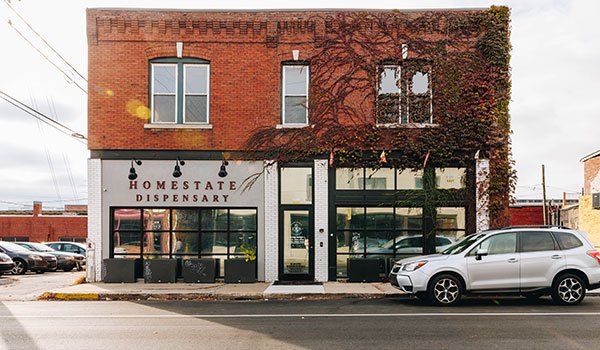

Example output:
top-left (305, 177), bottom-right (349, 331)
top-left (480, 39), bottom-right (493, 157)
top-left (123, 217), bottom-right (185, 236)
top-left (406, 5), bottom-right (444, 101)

top-left (0, 0), bottom-right (597, 210)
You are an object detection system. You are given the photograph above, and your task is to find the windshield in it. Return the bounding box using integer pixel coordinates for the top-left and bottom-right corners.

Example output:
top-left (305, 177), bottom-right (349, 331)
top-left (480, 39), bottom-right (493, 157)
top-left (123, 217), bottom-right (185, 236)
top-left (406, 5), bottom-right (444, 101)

top-left (441, 234), bottom-right (484, 255)
top-left (30, 243), bottom-right (54, 252)
top-left (0, 242), bottom-right (29, 253)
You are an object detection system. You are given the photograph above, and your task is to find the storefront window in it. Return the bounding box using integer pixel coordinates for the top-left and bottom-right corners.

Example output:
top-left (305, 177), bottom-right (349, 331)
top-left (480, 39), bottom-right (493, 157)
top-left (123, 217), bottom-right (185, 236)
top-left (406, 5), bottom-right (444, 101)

top-left (365, 168), bottom-right (394, 190)
top-left (397, 168), bottom-right (424, 189)
top-left (436, 168), bottom-right (467, 189)
top-left (280, 167), bottom-right (312, 204)
top-left (436, 207), bottom-right (466, 243)
top-left (110, 207), bottom-right (257, 278)
top-left (336, 168), bottom-right (363, 190)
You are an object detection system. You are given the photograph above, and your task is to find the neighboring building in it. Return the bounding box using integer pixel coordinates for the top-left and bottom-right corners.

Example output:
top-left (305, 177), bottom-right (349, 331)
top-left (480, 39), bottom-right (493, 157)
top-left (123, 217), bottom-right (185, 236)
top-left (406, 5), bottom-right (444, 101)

top-left (86, 7), bottom-right (511, 282)
top-left (579, 150), bottom-right (600, 246)
top-left (0, 201), bottom-right (88, 243)
top-left (509, 204), bottom-right (544, 226)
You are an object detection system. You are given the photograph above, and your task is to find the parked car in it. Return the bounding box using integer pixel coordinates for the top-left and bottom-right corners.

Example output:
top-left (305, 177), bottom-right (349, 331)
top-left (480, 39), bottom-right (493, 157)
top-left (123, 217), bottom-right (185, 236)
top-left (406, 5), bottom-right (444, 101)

top-left (0, 253), bottom-right (14, 276)
top-left (45, 242), bottom-right (86, 269)
top-left (0, 241), bottom-right (49, 275)
top-left (15, 242), bottom-right (81, 272)
top-left (389, 226), bottom-right (600, 306)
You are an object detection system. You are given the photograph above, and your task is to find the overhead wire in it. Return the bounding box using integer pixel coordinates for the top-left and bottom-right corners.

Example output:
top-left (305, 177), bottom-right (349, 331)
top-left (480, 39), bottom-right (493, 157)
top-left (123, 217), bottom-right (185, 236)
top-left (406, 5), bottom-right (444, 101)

top-left (3, 0), bottom-right (87, 82)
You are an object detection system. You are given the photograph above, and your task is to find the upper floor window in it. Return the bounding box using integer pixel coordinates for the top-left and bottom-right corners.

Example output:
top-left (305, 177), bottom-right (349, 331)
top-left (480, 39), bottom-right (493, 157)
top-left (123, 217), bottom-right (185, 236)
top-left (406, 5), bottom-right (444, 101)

top-left (282, 65), bottom-right (309, 125)
top-left (150, 58), bottom-right (210, 124)
top-left (376, 62), bottom-right (432, 124)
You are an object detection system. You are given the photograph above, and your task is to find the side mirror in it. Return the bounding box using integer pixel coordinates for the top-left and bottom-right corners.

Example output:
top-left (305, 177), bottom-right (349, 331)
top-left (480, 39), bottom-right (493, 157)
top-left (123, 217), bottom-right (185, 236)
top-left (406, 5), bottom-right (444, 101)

top-left (475, 248), bottom-right (488, 261)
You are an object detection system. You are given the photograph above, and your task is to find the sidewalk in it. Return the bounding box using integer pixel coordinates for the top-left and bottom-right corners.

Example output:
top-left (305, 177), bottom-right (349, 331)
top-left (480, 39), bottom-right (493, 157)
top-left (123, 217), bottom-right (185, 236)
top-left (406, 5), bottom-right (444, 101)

top-left (40, 280), bottom-right (406, 301)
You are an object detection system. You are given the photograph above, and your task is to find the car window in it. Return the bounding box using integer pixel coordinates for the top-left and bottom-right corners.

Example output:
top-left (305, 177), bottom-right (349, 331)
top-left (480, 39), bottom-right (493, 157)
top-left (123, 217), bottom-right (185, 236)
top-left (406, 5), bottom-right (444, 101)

top-left (520, 231), bottom-right (557, 252)
top-left (397, 237), bottom-right (421, 249)
top-left (435, 237), bottom-right (451, 246)
top-left (468, 232), bottom-right (516, 256)
top-left (553, 232), bottom-right (583, 250)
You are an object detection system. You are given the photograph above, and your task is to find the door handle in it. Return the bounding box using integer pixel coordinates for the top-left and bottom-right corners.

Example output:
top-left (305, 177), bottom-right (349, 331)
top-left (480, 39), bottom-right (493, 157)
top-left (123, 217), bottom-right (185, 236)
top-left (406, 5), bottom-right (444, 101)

top-left (551, 255), bottom-right (563, 260)
top-left (507, 258), bottom-right (519, 263)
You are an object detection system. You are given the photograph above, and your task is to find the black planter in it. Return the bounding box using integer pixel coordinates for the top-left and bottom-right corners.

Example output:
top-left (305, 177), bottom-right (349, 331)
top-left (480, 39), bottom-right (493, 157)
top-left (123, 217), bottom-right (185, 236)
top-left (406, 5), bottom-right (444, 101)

top-left (182, 258), bottom-right (217, 283)
top-left (224, 259), bottom-right (256, 283)
top-left (143, 259), bottom-right (177, 283)
top-left (348, 258), bottom-right (380, 283)
top-left (102, 258), bottom-right (136, 283)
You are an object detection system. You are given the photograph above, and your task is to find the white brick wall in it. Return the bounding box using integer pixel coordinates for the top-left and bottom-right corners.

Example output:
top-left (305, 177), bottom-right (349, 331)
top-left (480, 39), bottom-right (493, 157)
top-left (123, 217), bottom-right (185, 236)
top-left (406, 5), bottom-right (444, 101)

top-left (263, 161), bottom-right (278, 282)
top-left (87, 158), bottom-right (102, 282)
top-left (476, 159), bottom-right (490, 232)
top-left (314, 160), bottom-right (328, 282)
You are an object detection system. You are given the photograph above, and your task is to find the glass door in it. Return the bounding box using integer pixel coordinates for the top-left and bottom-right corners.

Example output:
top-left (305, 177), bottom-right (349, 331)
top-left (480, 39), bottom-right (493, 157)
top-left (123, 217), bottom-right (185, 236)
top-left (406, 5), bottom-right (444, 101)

top-left (280, 208), bottom-right (313, 280)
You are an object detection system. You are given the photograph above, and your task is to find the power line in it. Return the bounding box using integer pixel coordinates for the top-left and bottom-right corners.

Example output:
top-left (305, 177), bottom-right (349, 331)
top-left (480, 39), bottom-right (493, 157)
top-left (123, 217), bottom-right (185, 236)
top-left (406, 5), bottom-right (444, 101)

top-left (3, 0), bottom-right (87, 83)
top-left (0, 90), bottom-right (87, 144)
top-left (2, 14), bottom-right (87, 94)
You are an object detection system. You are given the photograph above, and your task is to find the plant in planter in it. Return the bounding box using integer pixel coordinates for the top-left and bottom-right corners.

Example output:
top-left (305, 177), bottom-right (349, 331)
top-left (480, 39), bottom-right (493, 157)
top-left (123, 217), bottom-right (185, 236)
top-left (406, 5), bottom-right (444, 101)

top-left (224, 245), bottom-right (256, 283)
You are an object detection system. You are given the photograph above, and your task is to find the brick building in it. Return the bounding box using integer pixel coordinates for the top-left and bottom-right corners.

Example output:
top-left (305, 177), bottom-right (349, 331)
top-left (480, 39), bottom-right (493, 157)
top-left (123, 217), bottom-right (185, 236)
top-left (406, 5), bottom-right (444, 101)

top-left (579, 150), bottom-right (600, 246)
top-left (86, 8), bottom-right (511, 282)
top-left (0, 202), bottom-right (87, 243)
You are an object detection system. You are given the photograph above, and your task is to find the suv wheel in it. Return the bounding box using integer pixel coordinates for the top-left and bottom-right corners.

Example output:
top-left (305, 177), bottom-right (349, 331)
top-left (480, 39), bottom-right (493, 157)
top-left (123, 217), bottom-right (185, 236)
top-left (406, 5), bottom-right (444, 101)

top-left (11, 259), bottom-right (26, 275)
top-left (551, 274), bottom-right (585, 305)
top-left (428, 274), bottom-right (463, 306)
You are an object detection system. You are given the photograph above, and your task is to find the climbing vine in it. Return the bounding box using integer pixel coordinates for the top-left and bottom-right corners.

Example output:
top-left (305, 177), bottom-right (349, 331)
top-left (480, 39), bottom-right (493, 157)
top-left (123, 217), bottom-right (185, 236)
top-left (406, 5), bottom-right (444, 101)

top-left (243, 7), bottom-right (515, 228)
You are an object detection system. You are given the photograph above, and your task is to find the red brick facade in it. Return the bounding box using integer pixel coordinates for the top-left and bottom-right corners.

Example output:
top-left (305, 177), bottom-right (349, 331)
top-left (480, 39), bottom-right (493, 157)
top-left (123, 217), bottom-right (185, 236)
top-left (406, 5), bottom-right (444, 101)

top-left (0, 203), bottom-right (87, 242)
top-left (583, 155), bottom-right (600, 195)
top-left (509, 206), bottom-right (545, 226)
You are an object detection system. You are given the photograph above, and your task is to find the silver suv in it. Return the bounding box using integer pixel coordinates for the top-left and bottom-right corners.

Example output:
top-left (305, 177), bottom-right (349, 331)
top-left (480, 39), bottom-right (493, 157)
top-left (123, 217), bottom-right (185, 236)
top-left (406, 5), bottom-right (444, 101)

top-left (389, 226), bottom-right (600, 306)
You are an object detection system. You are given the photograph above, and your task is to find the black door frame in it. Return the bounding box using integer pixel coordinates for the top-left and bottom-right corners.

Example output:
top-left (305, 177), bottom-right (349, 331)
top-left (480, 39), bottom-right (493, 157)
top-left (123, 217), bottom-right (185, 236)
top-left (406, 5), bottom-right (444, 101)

top-left (278, 205), bottom-right (315, 281)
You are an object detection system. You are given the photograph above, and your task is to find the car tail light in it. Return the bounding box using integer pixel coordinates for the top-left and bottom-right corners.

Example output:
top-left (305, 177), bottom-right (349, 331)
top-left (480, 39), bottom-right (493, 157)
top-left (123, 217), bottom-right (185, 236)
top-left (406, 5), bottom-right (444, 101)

top-left (586, 250), bottom-right (600, 265)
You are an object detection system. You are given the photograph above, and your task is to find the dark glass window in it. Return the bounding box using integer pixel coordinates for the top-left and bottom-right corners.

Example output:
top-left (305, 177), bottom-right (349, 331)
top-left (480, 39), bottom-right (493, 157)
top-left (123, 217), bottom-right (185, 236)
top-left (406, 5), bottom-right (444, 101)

top-left (553, 232), bottom-right (583, 250)
top-left (468, 233), bottom-right (517, 256)
top-left (520, 231), bottom-right (557, 252)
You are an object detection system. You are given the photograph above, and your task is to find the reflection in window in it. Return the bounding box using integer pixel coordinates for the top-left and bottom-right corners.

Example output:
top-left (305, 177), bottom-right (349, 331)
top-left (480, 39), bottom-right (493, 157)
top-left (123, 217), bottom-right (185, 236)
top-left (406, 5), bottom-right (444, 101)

top-left (377, 65), bottom-right (401, 124)
top-left (437, 168), bottom-right (467, 189)
top-left (436, 207), bottom-right (466, 242)
top-left (282, 65), bottom-right (309, 125)
top-left (143, 209), bottom-right (170, 231)
top-left (281, 168), bottom-right (312, 204)
top-left (365, 168), bottom-right (394, 190)
top-left (397, 169), bottom-right (424, 189)
top-left (336, 168), bottom-right (363, 190)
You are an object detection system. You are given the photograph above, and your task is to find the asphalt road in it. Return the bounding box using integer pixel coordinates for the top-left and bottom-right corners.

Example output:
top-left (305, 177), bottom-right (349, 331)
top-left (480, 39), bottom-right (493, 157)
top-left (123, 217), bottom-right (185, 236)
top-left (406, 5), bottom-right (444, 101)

top-left (2, 297), bottom-right (600, 350)
top-left (0, 270), bottom-right (85, 301)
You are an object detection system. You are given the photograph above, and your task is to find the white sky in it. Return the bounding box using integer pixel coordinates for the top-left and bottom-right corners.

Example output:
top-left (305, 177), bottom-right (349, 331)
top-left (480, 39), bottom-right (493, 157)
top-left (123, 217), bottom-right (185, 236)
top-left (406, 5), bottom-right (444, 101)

top-left (0, 0), bottom-right (598, 210)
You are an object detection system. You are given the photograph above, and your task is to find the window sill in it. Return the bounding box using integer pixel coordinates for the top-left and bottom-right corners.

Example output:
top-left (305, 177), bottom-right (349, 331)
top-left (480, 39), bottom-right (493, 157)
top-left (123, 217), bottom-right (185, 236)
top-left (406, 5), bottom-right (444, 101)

top-left (375, 123), bottom-right (439, 129)
top-left (276, 124), bottom-right (312, 129)
top-left (144, 124), bottom-right (213, 130)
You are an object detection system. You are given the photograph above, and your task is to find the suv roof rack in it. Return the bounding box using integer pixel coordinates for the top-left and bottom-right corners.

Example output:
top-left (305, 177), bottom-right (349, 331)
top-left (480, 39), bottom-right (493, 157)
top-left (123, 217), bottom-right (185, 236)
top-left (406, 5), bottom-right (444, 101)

top-left (498, 225), bottom-right (572, 230)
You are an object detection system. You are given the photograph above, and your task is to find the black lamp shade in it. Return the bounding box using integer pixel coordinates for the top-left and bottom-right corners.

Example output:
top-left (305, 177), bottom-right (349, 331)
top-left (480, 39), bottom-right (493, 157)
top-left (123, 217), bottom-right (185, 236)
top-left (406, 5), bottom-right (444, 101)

top-left (173, 165), bottom-right (182, 178)
top-left (128, 167), bottom-right (137, 180)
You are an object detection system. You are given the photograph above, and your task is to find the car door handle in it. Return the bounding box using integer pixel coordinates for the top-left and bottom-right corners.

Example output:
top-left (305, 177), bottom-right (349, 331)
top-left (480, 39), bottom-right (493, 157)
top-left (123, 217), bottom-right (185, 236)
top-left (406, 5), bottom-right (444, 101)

top-left (507, 258), bottom-right (519, 263)
top-left (551, 255), bottom-right (563, 260)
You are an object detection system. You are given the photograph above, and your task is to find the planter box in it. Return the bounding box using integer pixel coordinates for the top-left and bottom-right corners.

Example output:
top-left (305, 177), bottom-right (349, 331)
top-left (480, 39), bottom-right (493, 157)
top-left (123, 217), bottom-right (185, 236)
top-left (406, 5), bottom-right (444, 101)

top-left (102, 258), bottom-right (136, 283)
top-left (143, 259), bottom-right (177, 283)
top-left (348, 258), bottom-right (380, 283)
top-left (182, 258), bottom-right (216, 283)
top-left (224, 259), bottom-right (256, 283)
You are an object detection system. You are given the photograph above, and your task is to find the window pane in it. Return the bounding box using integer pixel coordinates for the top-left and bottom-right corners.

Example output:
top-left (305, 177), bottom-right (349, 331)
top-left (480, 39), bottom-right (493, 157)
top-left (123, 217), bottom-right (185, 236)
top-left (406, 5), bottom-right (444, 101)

top-left (172, 209), bottom-right (199, 231)
top-left (172, 232), bottom-right (199, 254)
top-left (395, 208), bottom-right (423, 230)
top-left (336, 168), bottom-right (363, 190)
top-left (153, 65), bottom-right (176, 94)
top-left (113, 209), bottom-right (141, 231)
top-left (230, 232), bottom-right (257, 255)
top-left (475, 233), bottom-right (517, 255)
top-left (113, 231), bottom-right (140, 256)
top-left (201, 232), bottom-right (228, 254)
top-left (365, 230), bottom-right (393, 251)
top-left (336, 231), bottom-right (352, 255)
top-left (437, 168), bottom-right (467, 189)
top-left (284, 96), bottom-right (307, 124)
top-left (393, 233), bottom-right (423, 256)
top-left (337, 207), bottom-right (364, 230)
top-left (281, 168), bottom-right (312, 204)
top-left (143, 231), bottom-right (170, 254)
top-left (143, 209), bottom-right (170, 231)
top-left (185, 65), bottom-right (208, 94)
top-left (436, 208), bottom-right (465, 230)
top-left (554, 232), bottom-right (583, 250)
top-left (521, 232), bottom-right (557, 252)
top-left (397, 169), bottom-right (424, 189)
top-left (366, 207), bottom-right (394, 230)
top-left (411, 72), bottom-right (429, 94)
top-left (201, 209), bottom-right (228, 230)
top-left (185, 95), bottom-right (207, 123)
top-left (365, 168), bottom-right (394, 190)
top-left (153, 95), bottom-right (176, 123)
top-left (229, 209), bottom-right (257, 231)
top-left (380, 67), bottom-right (399, 94)
top-left (284, 66), bottom-right (308, 94)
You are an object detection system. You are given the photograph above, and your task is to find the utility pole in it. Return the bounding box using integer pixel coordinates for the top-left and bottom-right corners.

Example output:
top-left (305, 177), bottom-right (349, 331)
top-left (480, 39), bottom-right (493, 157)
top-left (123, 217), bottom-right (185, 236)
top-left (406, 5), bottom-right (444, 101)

top-left (542, 164), bottom-right (548, 225)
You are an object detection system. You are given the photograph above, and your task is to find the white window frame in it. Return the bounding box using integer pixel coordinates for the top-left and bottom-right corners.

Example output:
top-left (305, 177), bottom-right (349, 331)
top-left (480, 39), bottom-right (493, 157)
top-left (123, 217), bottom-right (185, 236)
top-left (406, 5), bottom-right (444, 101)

top-left (151, 63), bottom-right (178, 124)
top-left (377, 65), bottom-right (402, 124)
top-left (183, 64), bottom-right (210, 124)
top-left (407, 67), bottom-right (433, 124)
top-left (282, 65), bottom-right (309, 126)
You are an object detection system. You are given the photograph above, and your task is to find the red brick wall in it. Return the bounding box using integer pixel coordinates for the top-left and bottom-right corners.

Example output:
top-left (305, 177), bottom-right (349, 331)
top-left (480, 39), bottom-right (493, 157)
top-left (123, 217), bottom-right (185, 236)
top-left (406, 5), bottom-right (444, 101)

top-left (0, 216), bottom-right (87, 243)
top-left (86, 9), bottom-right (482, 151)
top-left (509, 206), bottom-right (544, 226)
top-left (584, 156), bottom-right (600, 195)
